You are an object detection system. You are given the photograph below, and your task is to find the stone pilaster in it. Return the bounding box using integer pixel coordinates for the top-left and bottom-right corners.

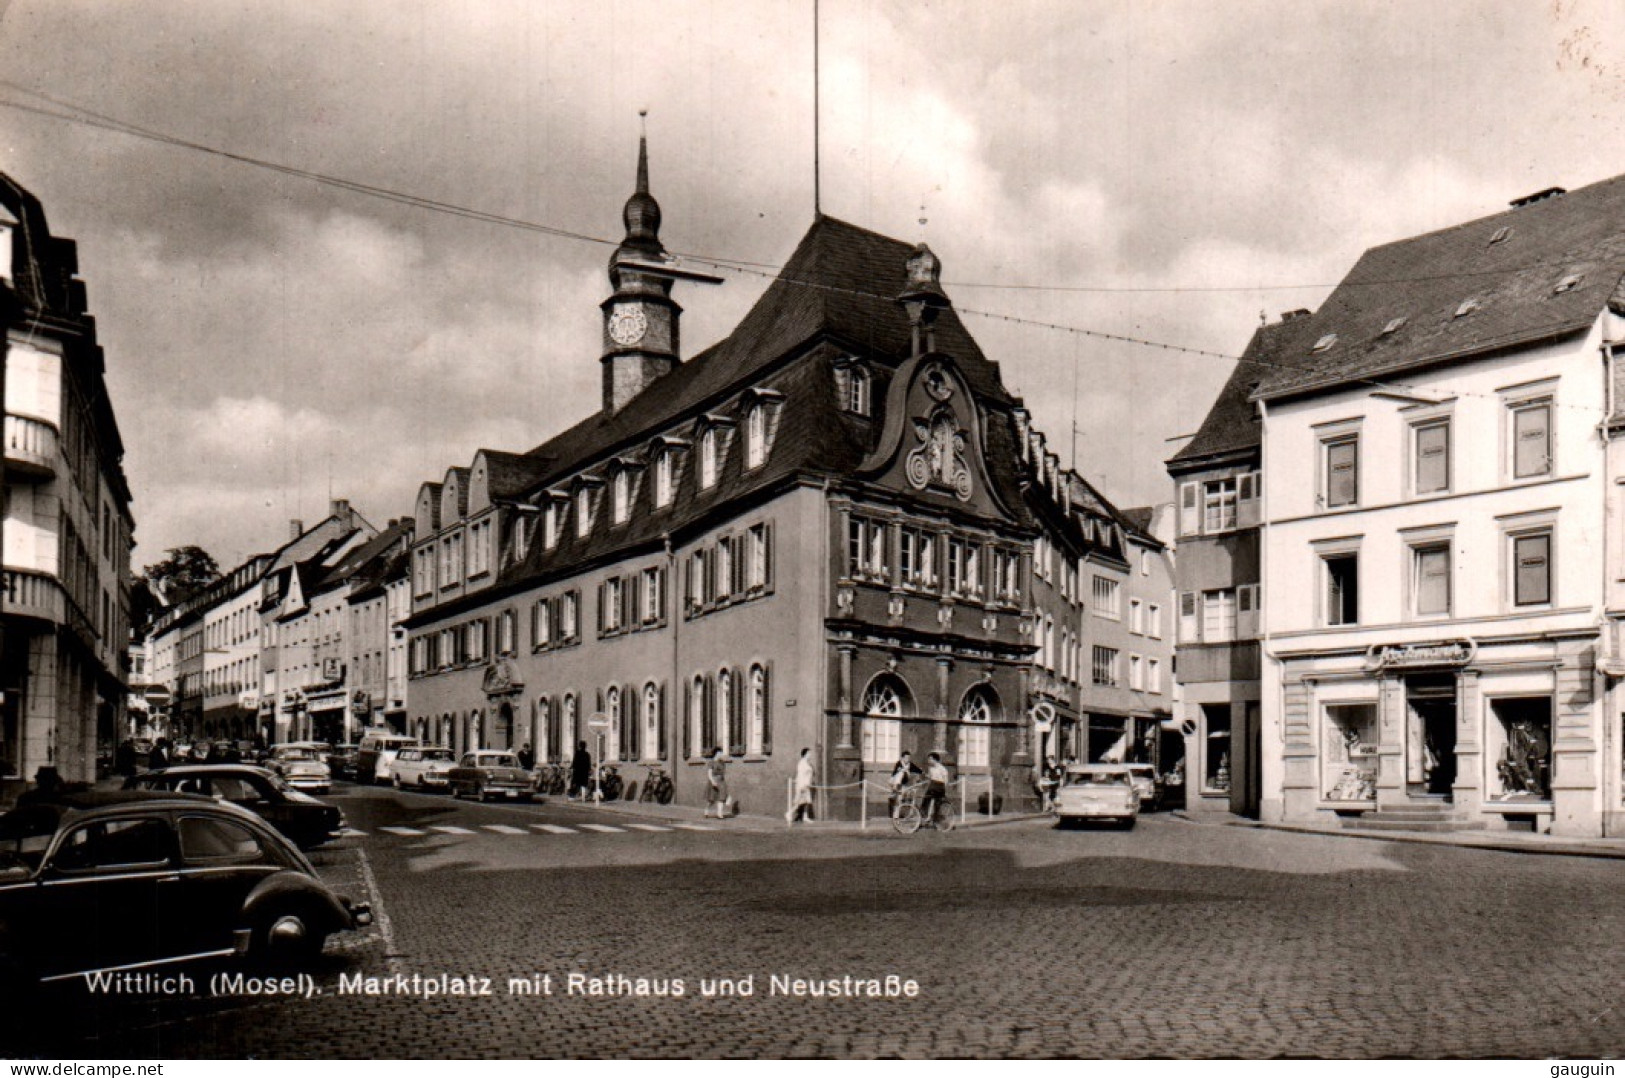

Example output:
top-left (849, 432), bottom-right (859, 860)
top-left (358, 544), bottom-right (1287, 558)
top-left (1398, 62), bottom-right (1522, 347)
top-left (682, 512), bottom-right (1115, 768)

top-left (1452, 668), bottom-right (1483, 816)
top-left (1551, 638), bottom-right (1602, 837)
top-left (1375, 674), bottom-right (1410, 809)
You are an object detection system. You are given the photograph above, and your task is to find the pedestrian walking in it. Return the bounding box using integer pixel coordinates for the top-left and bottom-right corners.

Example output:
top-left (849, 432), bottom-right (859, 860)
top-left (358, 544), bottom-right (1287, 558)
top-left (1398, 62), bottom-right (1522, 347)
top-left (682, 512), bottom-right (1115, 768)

top-left (787, 747), bottom-right (815, 825)
top-left (570, 741), bottom-right (592, 800)
top-left (517, 742), bottom-right (535, 771)
top-left (705, 747), bottom-right (730, 819)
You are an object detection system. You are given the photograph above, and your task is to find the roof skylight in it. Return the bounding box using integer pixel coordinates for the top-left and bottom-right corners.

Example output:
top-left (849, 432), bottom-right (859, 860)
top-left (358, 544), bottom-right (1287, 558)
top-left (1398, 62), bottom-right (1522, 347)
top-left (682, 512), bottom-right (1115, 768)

top-left (1311, 333), bottom-right (1338, 354)
top-left (1454, 299), bottom-right (1481, 318)
top-left (1488, 226), bottom-right (1512, 246)
top-left (1553, 274), bottom-right (1584, 295)
top-left (1379, 316), bottom-right (1407, 337)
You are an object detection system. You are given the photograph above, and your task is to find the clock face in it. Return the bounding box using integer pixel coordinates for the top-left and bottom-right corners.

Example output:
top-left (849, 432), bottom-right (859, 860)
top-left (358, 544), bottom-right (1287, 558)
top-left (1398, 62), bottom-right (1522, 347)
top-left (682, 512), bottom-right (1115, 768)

top-left (608, 305), bottom-right (648, 347)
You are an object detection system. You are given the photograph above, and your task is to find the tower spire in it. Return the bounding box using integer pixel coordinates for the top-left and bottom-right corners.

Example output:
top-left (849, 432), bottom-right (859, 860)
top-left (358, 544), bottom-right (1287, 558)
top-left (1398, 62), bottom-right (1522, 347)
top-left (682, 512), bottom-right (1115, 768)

top-left (637, 108), bottom-right (650, 195)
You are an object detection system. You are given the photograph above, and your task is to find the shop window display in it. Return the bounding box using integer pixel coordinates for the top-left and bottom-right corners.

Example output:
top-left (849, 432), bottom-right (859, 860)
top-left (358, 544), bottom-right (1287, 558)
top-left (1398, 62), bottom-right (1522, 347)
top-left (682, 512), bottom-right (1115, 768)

top-left (1489, 697), bottom-right (1551, 800)
top-left (1322, 703), bottom-right (1377, 801)
top-left (1202, 704), bottom-right (1231, 792)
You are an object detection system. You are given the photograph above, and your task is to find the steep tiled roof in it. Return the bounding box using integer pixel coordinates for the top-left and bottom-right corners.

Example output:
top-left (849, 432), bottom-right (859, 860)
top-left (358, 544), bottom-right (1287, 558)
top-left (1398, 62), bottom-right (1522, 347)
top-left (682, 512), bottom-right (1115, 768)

top-left (516, 215), bottom-right (1011, 490)
top-left (1168, 319), bottom-right (1296, 469)
top-left (481, 451), bottom-right (553, 500)
top-left (1253, 174), bottom-right (1625, 401)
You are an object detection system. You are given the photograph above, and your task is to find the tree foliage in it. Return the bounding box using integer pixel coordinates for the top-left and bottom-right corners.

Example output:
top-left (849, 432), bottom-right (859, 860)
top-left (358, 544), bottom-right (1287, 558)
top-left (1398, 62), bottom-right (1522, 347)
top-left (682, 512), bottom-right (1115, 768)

top-left (140, 545), bottom-right (221, 606)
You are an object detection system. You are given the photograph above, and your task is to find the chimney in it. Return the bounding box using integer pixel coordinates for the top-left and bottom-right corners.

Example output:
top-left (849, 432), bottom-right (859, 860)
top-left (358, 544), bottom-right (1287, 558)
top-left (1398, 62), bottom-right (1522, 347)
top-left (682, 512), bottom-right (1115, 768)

top-left (331, 498), bottom-right (351, 523)
top-left (1280, 309), bottom-right (1310, 322)
top-left (289, 519), bottom-right (304, 541)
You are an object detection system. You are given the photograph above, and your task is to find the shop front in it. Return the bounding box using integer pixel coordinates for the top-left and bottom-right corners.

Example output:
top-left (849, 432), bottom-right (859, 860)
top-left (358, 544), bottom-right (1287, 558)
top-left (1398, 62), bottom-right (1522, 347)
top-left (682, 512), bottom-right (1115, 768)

top-left (1279, 633), bottom-right (1603, 836)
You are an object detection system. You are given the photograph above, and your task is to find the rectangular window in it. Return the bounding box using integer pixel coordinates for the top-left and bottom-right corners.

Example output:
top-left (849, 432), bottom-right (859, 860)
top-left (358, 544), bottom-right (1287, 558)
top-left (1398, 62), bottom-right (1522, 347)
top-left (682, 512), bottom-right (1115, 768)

top-left (1414, 420), bottom-right (1450, 494)
top-left (847, 517), bottom-right (887, 580)
top-left (543, 503), bottom-right (558, 549)
top-left (1513, 531), bottom-right (1552, 606)
top-left (1413, 544), bottom-right (1451, 616)
top-left (1203, 478), bottom-right (1237, 533)
top-left (561, 592), bottom-right (578, 640)
top-left (1147, 658), bottom-right (1161, 694)
top-left (654, 452), bottom-right (674, 508)
top-left (576, 489), bottom-right (593, 538)
top-left (1091, 646), bottom-right (1119, 687)
top-left (642, 567), bottom-right (664, 623)
top-left (603, 577), bottom-right (624, 632)
top-left (1147, 603), bottom-right (1162, 640)
top-left (1128, 654), bottom-right (1143, 691)
top-left (1179, 592), bottom-right (1198, 642)
top-left (1092, 576), bottom-right (1121, 619)
top-left (534, 599), bottom-right (552, 648)
top-left (1323, 554), bottom-right (1359, 626)
top-left (1202, 589), bottom-right (1237, 642)
top-left (1324, 435), bottom-right (1359, 508)
top-left (1128, 598), bottom-right (1144, 635)
top-left (861, 718), bottom-right (900, 765)
top-left (947, 539), bottom-right (971, 595)
top-left (1511, 400), bottom-right (1552, 479)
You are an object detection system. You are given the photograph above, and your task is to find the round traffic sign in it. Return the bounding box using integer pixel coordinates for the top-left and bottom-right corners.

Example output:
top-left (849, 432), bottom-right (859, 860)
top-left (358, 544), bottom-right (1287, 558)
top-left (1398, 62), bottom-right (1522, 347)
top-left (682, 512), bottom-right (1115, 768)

top-left (144, 684), bottom-right (173, 708)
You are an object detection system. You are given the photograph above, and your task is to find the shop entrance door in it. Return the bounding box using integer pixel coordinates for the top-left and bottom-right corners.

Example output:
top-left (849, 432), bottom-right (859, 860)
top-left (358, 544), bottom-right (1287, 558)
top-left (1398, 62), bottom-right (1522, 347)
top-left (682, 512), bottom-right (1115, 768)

top-left (1406, 675), bottom-right (1457, 797)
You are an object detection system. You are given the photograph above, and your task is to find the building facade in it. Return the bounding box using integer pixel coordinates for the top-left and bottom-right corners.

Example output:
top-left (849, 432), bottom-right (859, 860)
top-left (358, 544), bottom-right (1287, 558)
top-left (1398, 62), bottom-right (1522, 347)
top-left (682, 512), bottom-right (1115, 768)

top-left (1246, 177), bottom-right (1625, 837)
top-left (404, 138), bottom-right (1049, 817)
top-left (1, 173), bottom-right (134, 788)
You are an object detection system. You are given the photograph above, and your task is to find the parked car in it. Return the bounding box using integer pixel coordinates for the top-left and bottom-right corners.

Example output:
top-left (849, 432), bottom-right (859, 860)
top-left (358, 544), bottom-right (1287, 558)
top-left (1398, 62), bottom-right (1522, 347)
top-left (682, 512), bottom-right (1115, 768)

top-left (0, 790), bottom-right (370, 1003)
top-left (355, 733), bottom-right (421, 785)
top-left (124, 765), bottom-right (346, 850)
top-left (1053, 764), bottom-right (1140, 828)
top-left (1124, 763), bottom-right (1162, 810)
top-left (327, 743), bottom-right (360, 781)
top-left (391, 747), bottom-right (458, 791)
top-left (266, 745), bottom-right (333, 793)
top-left (447, 751), bottom-right (533, 801)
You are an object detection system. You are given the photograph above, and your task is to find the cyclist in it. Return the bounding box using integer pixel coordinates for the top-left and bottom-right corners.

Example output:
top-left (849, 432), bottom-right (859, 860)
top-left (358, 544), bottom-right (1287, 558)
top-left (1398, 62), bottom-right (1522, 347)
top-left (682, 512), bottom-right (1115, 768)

top-left (921, 752), bottom-right (950, 828)
top-left (888, 751), bottom-right (922, 818)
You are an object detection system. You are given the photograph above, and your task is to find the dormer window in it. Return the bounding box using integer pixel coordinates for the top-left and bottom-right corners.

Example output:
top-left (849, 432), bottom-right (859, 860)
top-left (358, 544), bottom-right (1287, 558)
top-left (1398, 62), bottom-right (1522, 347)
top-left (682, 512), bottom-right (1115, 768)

top-left (612, 470), bottom-right (630, 524)
top-left (575, 487), bottom-right (594, 538)
top-left (543, 502), bottom-right (558, 550)
top-left (699, 428), bottom-right (719, 490)
top-left (1489, 226), bottom-right (1512, 246)
top-left (847, 365), bottom-right (871, 416)
top-left (745, 405), bottom-right (767, 469)
top-left (1312, 334), bottom-right (1337, 354)
top-left (1454, 298), bottom-right (1481, 319)
top-left (1553, 274), bottom-right (1584, 295)
top-left (654, 450), bottom-right (674, 508)
top-left (1380, 317), bottom-right (1407, 337)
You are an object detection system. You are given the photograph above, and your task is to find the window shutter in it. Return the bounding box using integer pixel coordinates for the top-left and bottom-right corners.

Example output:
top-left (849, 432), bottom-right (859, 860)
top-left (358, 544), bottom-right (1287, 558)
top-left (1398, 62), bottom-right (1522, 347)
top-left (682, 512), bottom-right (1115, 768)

top-left (657, 684), bottom-right (667, 761)
top-left (1179, 591), bottom-right (1199, 643)
top-left (656, 567), bottom-right (667, 620)
top-left (764, 523), bottom-right (774, 587)
top-left (621, 577), bottom-right (634, 630)
top-left (1237, 472), bottom-right (1261, 528)
top-left (732, 537), bottom-right (746, 594)
top-left (682, 682), bottom-right (692, 759)
top-left (684, 554), bottom-right (695, 609)
top-left (1238, 584), bottom-right (1260, 638)
top-left (1179, 481), bottom-right (1200, 536)
top-left (761, 666), bottom-right (772, 756)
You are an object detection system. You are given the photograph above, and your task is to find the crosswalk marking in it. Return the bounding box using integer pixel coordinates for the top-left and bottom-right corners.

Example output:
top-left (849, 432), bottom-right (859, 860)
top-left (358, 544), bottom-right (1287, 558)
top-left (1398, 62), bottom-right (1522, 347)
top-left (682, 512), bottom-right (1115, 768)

top-left (532, 823), bottom-right (577, 834)
top-left (338, 828), bottom-right (368, 837)
top-left (378, 826), bottom-right (426, 836)
top-left (429, 825), bottom-right (476, 834)
top-left (624, 824), bottom-right (671, 832)
top-left (577, 823), bottom-right (627, 833)
top-left (670, 823), bottom-right (717, 831)
top-left (482, 824), bottom-right (527, 834)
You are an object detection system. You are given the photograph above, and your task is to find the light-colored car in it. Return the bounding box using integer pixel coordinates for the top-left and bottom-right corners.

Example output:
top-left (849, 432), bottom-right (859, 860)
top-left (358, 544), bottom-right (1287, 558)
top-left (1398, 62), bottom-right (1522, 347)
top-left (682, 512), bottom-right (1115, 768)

top-left (391, 747), bottom-right (458, 791)
top-left (1053, 764), bottom-right (1139, 828)
top-left (267, 745), bottom-right (332, 793)
top-left (356, 733), bottom-right (421, 785)
top-left (447, 751), bottom-right (533, 801)
top-left (1124, 764), bottom-right (1161, 809)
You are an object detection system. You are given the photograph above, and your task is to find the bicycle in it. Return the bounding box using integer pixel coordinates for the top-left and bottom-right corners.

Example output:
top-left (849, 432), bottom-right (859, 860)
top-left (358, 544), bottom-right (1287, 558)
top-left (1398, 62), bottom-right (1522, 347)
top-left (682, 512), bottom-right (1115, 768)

top-left (639, 764), bottom-right (674, 804)
top-left (890, 782), bottom-right (957, 834)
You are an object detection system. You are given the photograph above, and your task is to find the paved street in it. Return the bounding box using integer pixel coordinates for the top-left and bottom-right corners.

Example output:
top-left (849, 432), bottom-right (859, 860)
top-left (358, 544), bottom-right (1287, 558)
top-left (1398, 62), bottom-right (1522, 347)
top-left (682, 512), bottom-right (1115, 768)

top-left (27, 784), bottom-right (1625, 1059)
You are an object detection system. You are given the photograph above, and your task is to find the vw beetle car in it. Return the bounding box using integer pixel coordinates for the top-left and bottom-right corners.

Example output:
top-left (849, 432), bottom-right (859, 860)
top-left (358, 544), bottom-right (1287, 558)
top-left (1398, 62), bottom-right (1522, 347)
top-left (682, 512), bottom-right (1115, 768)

top-left (125, 764), bottom-right (345, 850)
top-left (447, 751), bottom-right (533, 801)
top-left (0, 791), bottom-right (369, 999)
top-left (267, 744), bottom-right (333, 793)
top-left (1053, 764), bottom-right (1140, 828)
top-left (391, 747), bottom-right (458, 791)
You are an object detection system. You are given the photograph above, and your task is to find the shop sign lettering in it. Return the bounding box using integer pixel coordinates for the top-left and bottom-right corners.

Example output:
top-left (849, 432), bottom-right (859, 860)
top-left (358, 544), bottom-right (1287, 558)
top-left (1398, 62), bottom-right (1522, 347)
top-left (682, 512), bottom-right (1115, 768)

top-left (1364, 639), bottom-right (1476, 671)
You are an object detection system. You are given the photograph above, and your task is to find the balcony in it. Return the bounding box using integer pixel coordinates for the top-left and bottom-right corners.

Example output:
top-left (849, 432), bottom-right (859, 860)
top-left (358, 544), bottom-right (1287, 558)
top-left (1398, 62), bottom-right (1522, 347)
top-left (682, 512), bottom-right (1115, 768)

top-left (4, 414), bottom-right (59, 481)
top-left (2, 568), bottom-right (64, 625)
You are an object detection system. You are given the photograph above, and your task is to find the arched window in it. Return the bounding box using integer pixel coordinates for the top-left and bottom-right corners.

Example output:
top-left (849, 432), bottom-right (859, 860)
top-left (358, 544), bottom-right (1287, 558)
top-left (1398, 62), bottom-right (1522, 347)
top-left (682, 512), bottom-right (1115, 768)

top-left (720, 668), bottom-right (743, 756)
top-left (745, 405), bottom-right (767, 469)
top-left (748, 664), bottom-right (771, 755)
top-left (606, 686), bottom-right (622, 761)
top-left (469, 709), bottom-right (483, 752)
top-left (563, 694), bottom-right (577, 754)
top-left (861, 674), bottom-right (910, 764)
top-left (537, 697), bottom-right (553, 762)
top-left (959, 686), bottom-right (997, 768)
top-left (612, 470), bottom-right (630, 524)
top-left (644, 682), bottom-right (662, 761)
top-left (699, 428), bottom-right (718, 489)
top-left (849, 366), bottom-right (871, 416)
top-left (692, 675), bottom-right (713, 756)
top-left (576, 487), bottom-right (592, 537)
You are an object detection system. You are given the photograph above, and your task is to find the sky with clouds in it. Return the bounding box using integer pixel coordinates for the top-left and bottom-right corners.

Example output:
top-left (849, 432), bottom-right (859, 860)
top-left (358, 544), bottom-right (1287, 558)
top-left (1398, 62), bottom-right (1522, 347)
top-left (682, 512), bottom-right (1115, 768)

top-left (5, 0), bottom-right (1625, 570)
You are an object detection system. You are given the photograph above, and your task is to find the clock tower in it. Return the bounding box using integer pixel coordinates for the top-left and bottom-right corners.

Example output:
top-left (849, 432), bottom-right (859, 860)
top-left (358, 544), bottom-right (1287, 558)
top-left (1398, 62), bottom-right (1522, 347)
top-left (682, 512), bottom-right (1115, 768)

top-left (600, 120), bottom-right (721, 414)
